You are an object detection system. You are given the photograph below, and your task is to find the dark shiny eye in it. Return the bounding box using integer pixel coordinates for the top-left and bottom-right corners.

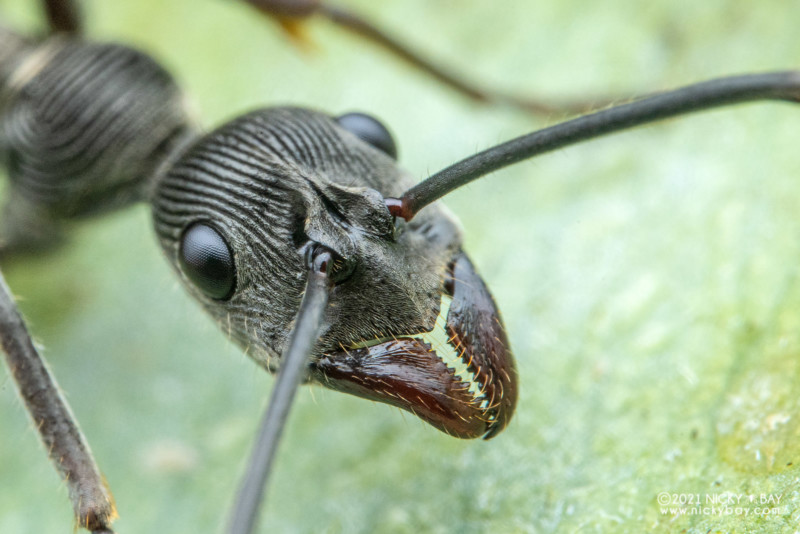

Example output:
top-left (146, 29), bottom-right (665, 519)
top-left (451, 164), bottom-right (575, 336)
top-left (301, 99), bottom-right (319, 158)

top-left (335, 112), bottom-right (398, 160)
top-left (179, 223), bottom-right (236, 300)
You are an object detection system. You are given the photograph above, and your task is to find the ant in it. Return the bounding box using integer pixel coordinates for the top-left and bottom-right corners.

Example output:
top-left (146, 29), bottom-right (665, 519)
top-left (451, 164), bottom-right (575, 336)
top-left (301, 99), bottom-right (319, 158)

top-left (1, 1), bottom-right (800, 534)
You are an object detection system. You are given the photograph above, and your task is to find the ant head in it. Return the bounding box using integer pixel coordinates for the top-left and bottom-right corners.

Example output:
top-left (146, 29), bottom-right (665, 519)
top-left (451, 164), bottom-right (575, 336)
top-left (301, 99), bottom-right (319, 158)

top-left (151, 107), bottom-right (517, 439)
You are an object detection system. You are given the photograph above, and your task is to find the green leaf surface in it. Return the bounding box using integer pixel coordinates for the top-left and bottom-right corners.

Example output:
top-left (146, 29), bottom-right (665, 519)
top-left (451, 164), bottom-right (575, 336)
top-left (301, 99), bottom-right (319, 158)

top-left (0, 1), bottom-right (798, 533)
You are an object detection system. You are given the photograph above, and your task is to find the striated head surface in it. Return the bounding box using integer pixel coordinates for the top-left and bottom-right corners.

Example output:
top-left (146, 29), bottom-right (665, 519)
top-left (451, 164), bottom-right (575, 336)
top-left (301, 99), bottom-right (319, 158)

top-left (152, 107), bottom-right (517, 438)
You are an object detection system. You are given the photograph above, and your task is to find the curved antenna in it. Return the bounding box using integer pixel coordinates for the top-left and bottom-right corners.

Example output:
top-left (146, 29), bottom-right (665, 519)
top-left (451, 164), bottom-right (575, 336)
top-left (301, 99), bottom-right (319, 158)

top-left (386, 71), bottom-right (800, 222)
top-left (226, 252), bottom-right (334, 534)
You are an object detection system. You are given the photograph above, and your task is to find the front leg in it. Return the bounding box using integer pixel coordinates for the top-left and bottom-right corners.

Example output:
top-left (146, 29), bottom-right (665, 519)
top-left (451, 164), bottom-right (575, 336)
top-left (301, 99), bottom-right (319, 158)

top-left (0, 272), bottom-right (116, 532)
top-left (41, 0), bottom-right (83, 35)
top-left (240, 0), bottom-right (605, 115)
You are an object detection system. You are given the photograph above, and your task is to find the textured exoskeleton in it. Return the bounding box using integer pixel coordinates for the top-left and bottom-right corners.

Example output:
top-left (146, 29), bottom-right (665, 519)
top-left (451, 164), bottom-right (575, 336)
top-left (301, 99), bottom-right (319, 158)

top-left (152, 108), bottom-right (517, 438)
top-left (0, 23), bottom-right (518, 440)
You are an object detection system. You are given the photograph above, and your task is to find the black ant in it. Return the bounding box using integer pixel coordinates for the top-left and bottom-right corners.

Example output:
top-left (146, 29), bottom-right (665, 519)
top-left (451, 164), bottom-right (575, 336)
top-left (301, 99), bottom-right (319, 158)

top-left (1, 1), bottom-right (797, 532)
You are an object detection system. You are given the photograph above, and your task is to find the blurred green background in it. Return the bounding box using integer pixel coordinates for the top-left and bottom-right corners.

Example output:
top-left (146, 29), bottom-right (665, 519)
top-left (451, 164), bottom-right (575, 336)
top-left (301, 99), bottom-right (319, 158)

top-left (1, 0), bottom-right (799, 532)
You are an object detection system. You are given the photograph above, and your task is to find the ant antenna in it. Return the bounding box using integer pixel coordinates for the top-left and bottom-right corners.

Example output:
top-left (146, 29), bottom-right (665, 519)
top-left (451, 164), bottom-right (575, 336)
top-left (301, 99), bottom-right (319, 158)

top-left (226, 249), bottom-right (335, 534)
top-left (386, 71), bottom-right (800, 222)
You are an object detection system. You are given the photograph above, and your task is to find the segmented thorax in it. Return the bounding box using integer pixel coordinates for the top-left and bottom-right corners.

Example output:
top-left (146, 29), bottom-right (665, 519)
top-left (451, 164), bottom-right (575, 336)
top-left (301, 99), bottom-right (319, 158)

top-left (0, 32), bottom-right (193, 219)
top-left (0, 25), bottom-right (29, 92)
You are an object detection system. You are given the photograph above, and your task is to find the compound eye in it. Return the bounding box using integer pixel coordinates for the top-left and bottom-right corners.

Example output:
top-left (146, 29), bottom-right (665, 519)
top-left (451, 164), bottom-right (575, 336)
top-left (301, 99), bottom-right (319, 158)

top-left (335, 112), bottom-right (398, 160)
top-left (179, 223), bottom-right (236, 300)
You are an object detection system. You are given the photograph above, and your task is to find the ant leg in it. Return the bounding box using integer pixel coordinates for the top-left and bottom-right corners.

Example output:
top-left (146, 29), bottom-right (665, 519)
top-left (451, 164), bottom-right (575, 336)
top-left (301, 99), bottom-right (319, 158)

top-left (240, 0), bottom-right (607, 115)
top-left (0, 272), bottom-right (116, 532)
top-left (41, 0), bottom-right (83, 35)
top-left (226, 249), bottom-right (334, 534)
